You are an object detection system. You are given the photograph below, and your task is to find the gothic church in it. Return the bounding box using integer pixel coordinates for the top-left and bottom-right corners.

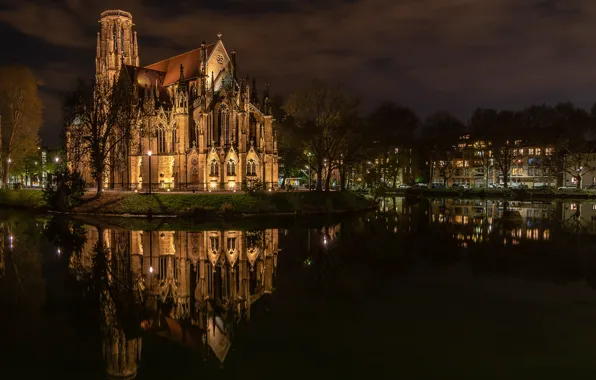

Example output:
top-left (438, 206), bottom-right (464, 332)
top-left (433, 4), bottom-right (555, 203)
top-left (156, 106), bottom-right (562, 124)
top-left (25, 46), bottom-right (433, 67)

top-left (69, 10), bottom-right (278, 191)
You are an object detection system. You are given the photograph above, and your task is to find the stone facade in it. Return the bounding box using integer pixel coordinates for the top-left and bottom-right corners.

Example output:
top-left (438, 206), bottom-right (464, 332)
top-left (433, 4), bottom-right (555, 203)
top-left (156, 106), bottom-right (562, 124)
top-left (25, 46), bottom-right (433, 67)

top-left (69, 10), bottom-right (278, 191)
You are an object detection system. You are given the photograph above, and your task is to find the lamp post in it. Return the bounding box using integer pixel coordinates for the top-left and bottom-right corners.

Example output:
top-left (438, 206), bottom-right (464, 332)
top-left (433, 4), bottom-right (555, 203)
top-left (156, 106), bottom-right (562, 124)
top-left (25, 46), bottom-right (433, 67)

top-left (307, 152), bottom-right (312, 191)
top-left (7, 158), bottom-right (11, 187)
top-left (148, 151), bottom-right (152, 194)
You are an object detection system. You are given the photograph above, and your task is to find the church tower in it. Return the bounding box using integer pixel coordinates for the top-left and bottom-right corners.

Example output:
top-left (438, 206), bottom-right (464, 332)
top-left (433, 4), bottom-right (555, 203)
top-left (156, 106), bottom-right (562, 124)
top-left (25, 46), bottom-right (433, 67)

top-left (96, 10), bottom-right (139, 84)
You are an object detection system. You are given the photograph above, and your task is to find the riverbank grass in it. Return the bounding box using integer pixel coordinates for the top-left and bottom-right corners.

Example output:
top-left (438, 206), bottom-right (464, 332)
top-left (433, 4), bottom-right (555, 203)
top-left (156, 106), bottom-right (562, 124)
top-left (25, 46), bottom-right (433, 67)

top-left (0, 189), bottom-right (375, 216)
top-left (0, 189), bottom-right (46, 210)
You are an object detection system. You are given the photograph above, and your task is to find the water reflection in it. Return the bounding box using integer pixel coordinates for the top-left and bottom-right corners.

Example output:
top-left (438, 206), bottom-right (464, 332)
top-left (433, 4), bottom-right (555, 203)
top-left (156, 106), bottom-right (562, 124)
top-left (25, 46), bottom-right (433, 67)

top-left (4, 199), bottom-right (596, 377)
top-left (46, 223), bottom-right (279, 378)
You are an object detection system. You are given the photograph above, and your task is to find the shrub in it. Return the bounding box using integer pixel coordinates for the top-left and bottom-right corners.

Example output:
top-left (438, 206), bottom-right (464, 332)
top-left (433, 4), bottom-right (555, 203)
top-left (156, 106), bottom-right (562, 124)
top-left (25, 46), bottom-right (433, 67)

top-left (218, 202), bottom-right (234, 215)
top-left (43, 168), bottom-right (86, 211)
top-left (243, 178), bottom-right (265, 194)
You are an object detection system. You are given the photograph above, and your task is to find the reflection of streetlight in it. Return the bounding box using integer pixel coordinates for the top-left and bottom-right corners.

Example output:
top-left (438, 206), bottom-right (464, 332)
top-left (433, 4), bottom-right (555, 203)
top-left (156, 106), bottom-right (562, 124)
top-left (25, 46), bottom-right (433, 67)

top-left (148, 151), bottom-right (152, 194)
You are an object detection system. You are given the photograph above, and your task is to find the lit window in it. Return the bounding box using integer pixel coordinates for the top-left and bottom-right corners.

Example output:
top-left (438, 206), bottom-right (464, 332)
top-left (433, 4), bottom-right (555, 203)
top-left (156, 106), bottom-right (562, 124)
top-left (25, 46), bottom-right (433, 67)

top-left (546, 148), bottom-right (553, 156)
top-left (528, 148), bottom-right (534, 155)
top-left (592, 204), bottom-right (596, 210)
top-left (519, 149), bottom-right (524, 155)
top-left (247, 159), bottom-right (257, 176)
top-left (227, 159), bottom-right (236, 176)
top-left (210, 159), bottom-right (219, 176)
top-left (536, 148), bottom-right (541, 155)
top-left (571, 203), bottom-right (577, 210)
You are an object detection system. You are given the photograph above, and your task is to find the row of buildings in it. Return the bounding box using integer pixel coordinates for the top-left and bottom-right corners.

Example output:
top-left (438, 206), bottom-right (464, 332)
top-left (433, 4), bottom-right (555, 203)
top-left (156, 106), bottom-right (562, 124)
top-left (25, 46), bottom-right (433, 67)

top-left (428, 134), bottom-right (595, 188)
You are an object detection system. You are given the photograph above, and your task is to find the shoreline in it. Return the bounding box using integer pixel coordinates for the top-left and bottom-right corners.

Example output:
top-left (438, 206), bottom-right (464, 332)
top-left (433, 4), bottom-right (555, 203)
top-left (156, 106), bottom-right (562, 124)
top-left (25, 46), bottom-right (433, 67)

top-left (378, 188), bottom-right (596, 201)
top-left (0, 190), bottom-right (377, 219)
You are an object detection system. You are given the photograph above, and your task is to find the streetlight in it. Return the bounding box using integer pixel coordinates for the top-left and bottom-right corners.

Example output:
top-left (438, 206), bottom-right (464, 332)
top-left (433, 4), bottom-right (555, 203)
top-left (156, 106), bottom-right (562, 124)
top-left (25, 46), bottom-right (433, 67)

top-left (6, 158), bottom-right (11, 186)
top-left (307, 152), bottom-right (312, 191)
top-left (148, 150), bottom-right (152, 194)
top-left (54, 157), bottom-right (59, 163)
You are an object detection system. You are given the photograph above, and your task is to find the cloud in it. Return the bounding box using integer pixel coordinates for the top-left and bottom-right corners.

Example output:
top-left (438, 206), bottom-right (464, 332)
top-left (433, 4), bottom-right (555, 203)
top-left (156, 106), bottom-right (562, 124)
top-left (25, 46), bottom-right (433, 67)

top-left (4, 0), bottom-right (596, 146)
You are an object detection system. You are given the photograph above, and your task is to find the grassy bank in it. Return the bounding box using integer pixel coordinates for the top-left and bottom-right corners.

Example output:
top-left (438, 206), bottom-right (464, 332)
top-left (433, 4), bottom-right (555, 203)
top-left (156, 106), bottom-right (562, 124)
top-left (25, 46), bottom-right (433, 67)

top-left (0, 189), bottom-right (46, 210)
top-left (380, 187), bottom-right (596, 200)
top-left (0, 189), bottom-right (376, 217)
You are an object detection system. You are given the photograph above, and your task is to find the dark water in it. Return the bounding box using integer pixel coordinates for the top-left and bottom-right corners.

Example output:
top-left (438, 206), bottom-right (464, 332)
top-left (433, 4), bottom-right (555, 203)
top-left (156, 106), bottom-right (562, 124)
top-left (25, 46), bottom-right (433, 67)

top-left (2, 198), bottom-right (596, 379)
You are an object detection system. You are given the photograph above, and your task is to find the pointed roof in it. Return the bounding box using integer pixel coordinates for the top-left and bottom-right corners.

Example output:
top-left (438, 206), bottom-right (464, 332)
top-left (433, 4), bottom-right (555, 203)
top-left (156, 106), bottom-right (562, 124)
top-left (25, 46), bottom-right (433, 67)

top-left (145, 43), bottom-right (217, 86)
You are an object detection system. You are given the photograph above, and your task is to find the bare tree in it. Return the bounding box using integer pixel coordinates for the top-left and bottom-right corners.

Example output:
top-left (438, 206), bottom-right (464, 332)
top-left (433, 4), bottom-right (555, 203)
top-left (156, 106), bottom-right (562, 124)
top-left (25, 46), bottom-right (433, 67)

top-left (432, 150), bottom-right (458, 187)
top-left (64, 72), bottom-right (140, 195)
top-left (282, 80), bottom-right (359, 191)
top-left (560, 151), bottom-right (596, 188)
top-left (0, 66), bottom-right (42, 188)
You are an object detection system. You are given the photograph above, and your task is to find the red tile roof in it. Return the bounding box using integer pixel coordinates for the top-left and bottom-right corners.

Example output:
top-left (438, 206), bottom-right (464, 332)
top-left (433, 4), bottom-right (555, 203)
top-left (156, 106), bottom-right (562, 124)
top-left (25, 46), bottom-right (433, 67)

top-left (145, 43), bottom-right (216, 86)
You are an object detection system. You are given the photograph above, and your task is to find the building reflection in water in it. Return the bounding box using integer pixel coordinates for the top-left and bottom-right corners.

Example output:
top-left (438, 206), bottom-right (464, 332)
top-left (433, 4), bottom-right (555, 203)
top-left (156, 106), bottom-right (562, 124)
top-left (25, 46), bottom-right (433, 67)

top-left (376, 197), bottom-right (596, 248)
top-left (69, 226), bottom-right (278, 378)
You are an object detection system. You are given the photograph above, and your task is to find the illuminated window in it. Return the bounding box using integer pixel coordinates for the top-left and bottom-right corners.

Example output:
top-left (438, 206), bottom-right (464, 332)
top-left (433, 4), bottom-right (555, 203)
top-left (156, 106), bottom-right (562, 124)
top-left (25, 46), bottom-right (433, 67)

top-left (227, 237), bottom-right (236, 251)
top-left (592, 204), bottom-right (596, 210)
top-left (171, 128), bottom-right (177, 152)
top-left (536, 148), bottom-right (541, 155)
top-left (546, 148), bottom-right (553, 156)
top-left (571, 203), bottom-right (577, 210)
top-left (528, 148), bottom-right (534, 155)
top-left (210, 237), bottom-right (219, 251)
top-left (227, 159), bottom-right (236, 176)
top-left (247, 159), bottom-right (257, 176)
top-left (210, 159), bottom-right (219, 176)
top-left (157, 128), bottom-right (167, 153)
top-left (519, 149), bottom-right (524, 155)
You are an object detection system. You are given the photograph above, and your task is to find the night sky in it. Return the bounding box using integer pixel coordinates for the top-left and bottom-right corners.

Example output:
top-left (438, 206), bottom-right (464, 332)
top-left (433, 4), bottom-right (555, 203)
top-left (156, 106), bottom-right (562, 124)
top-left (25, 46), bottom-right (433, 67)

top-left (1, 0), bottom-right (596, 147)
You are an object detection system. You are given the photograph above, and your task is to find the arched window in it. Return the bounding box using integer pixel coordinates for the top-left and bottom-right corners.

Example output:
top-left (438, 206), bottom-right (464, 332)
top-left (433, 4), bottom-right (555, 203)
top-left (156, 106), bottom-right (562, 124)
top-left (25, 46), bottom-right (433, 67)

top-left (120, 26), bottom-right (125, 54)
top-left (210, 159), bottom-right (219, 176)
top-left (218, 106), bottom-right (229, 146)
top-left (247, 159), bottom-right (257, 176)
top-left (171, 128), bottom-right (177, 152)
top-left (157, 128), bottom-right (166, 153)
top-left (227, 159), bottom-right (236, 176)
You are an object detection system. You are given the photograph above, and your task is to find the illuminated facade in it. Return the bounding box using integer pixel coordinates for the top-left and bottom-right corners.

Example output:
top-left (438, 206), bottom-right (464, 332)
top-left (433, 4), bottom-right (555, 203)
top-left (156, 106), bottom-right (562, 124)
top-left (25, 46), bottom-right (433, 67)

top-left (72, 225), bottom-right (279, 375)
top-left (431, 135), bottom-right (555, 188)
top-left (68, 10), bottom-right (278, 191)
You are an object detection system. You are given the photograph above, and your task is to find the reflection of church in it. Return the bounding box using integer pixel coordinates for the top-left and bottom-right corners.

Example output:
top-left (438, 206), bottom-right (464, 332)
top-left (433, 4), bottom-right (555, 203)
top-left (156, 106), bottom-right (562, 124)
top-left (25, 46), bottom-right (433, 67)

top-left (74, 226), bottom-right (278, 377)
top-left (68, 10), bottom-right (278, 191)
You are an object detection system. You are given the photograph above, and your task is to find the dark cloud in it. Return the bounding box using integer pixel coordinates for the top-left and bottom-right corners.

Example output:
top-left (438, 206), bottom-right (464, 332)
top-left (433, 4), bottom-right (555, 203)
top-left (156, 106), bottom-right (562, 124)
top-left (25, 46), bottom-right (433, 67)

top-left (2, 0), bottom-right (596, 146)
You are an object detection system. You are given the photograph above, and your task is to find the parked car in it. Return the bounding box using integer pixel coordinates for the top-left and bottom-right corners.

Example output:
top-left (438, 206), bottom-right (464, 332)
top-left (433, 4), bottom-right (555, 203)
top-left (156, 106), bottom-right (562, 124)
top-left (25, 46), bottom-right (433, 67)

top-left (432, 183), bottom-right (445, 189)
top-left (510, 183), bottom-right (528, 189)
top-left (533, 184), bottom-right (553, 190)
top-left (414, 183), bottom-right (428, 188)
top-left (397, 183), bottom-right (410, 189)
top-left (557, 186), bottom-right (578, 190)
top-left (487, 183), bottom-right (503, 189)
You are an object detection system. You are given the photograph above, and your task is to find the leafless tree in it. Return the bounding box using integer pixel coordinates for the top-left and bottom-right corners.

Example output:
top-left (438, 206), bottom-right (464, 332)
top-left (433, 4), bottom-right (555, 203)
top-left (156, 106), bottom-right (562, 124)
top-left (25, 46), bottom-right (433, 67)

top-left (282, 80), bottom-right (359, 191)
top-left (0, 66), bottom-right (42, 188)
top-left (64, 72), bottom-right (140, 195)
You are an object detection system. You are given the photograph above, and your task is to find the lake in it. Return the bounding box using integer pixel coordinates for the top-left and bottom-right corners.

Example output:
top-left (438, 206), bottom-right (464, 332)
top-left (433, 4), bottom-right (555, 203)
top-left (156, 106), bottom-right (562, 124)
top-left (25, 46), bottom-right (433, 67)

top-left (2, 197), bottom-right (596, 379)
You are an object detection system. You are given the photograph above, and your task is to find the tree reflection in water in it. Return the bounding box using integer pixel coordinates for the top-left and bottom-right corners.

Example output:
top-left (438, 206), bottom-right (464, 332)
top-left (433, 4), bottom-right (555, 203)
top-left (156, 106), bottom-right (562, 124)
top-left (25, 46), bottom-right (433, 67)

top-left (3, 198), bottom-right (596, 377)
